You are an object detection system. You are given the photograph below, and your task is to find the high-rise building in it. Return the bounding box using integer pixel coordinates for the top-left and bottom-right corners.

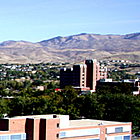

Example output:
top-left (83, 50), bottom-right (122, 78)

top-left (60, 64), bottom-right (87, 89)
top-left (85, 59), bottom-right (100, 91)
top-left (73, 64), bottom-right (87, 87)
top-left (60, 68), bottom-right (74, 89)
top-left (100, 66), bottom-right (108, 79)
top-left (60, 59), bottom-right (107, 91)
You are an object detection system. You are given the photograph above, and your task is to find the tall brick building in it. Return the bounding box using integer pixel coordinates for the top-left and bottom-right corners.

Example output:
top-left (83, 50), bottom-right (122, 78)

top-left (60, 59), bottom-right (107, 91)
top-left (0, 114), bottom-right (131, 140)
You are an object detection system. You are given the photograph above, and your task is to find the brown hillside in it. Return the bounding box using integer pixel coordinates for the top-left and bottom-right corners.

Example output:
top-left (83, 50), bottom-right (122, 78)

top-left (0, 33), bottom-right (140, 63)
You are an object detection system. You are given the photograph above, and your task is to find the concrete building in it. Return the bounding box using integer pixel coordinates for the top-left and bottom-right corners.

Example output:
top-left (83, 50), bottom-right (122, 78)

top-left (60, 68), bottom-right (74, 89)
top-left (60, 59), bottom-right (107, 91)
top-left (60, 64), bottom-right (87, 90)
top-left (73, 64), bottom-right (87, 87)
top-left (0, 114), bottom-right (132, 140)
top-left (100, 67), bottom-right (107, 80)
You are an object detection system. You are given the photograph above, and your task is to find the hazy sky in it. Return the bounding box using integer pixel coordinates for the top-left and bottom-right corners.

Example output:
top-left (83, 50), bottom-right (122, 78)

top-left (0, 0), bottom-right (140, 42)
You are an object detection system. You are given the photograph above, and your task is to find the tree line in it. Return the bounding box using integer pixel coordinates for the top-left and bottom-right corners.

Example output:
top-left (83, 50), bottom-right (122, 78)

top-left (0, 85), bottom-right (140, 132)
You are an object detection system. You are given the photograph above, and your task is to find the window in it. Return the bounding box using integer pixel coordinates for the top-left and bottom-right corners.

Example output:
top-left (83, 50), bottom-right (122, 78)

top-left (57, 123), bottom-right (59, 128)
top-left (115, 127), bottom-right (123, 133)
top-left (60, 132), bottom-right (66, 138)
top-left (88, 139), bottom-right (100, 140)
top-left (22, 133), bottom-right (26, 140)
top-left (60, 128), bottom-right (100, 138)
top-left (11, 134), bottom-right (21, 140)
top-left (0, 135), bottom-right (9, 140)
top-left (115, 136), bottom-right (122, 140)
top-left (56, 134), bottom-right (59, 139)
top-left (124, 135), bottom-right (130, 140)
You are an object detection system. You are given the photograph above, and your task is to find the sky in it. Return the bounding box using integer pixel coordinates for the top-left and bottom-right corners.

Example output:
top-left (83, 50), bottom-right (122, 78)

top-left (0, 0), bottom-right (140, 42)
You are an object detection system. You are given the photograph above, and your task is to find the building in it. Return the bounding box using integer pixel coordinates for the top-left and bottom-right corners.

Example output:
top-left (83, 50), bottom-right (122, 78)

top-left (60, 59), bottom-right (107, 91)
top-left (85, 59), bottom-right (100, 91)
top-left (96, 79), bottom-right (140, 95)
top-left (0, 114), bottom-right (132, 140)
top-left (100, 67), bottom-right (107, 80)
top-left (73, 64), bottom-right (87, 87)
top-left (60, 68), bottom-right (74, 89)
top-left (60, 64), bottom-right (87, 89)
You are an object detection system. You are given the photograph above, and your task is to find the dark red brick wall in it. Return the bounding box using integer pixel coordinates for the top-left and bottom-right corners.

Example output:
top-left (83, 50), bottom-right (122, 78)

top-left (0, 119), bottom-right (9, 131)
top-left (40, 119), bottom-right (46, 140)
top-left (26, 118), bottom-right (34, 140)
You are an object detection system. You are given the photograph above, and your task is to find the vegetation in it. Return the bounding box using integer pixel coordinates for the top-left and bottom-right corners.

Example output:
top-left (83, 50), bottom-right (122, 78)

top-left (0, 85), bottom-right (140, 132)
top-left (0, 62), bottom-right (139, 133)
top-left (108, 70), bottom-right (137, 81)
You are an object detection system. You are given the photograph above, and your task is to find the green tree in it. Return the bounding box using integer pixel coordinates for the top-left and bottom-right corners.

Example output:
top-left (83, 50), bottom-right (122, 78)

top-left (58, 86), bottom-right (79, 119)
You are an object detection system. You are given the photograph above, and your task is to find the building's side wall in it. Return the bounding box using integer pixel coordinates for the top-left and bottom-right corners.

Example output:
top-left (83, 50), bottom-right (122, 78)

top-left (85, 59), bottom-right (98, 91)
top-left (60, 126), bottom-right (100, 140)
top-left (96, 63), bottom-right (100, 81)
top-left (73, 65), bottom-right (87, 87)
top-left (100, 125), bottom-right (106, 140)
top-left (93, 60), bottom-right (97, 91)
top-left (73, 65), bottom-right (81, 87)
top-left (100, 67), bottom-right (107, 79)
top-left (60, 123), bottom-right (131, 140)
top-left (26, 118), bottom-right (40, 140)
top-left (40, 119), bottom-right (47, 140)
top-left (9, 119), bottom-right (26, 133)
top-left (26, 119), bottom-right (34, 140)
top-left (46, 118), bottom-right (60, 140)
top-left (0, 117), bottom-right (132, 140)
top-left (60, 68), bottom-right (74, 88)
top-left (0, 119), bottom-right (9, 131)
top-left (33, 119), bottom-right (40, 140)
top-left (85, 60), bottom-right (93, 90)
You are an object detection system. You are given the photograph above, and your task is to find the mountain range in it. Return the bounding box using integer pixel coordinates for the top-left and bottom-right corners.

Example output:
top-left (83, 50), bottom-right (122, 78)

top-left (0, 32), bottom-right (140, 64)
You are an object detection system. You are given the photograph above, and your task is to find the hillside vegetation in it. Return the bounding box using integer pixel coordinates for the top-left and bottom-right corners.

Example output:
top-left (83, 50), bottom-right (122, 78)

top-left (0, 32), bottom-right (140, 63)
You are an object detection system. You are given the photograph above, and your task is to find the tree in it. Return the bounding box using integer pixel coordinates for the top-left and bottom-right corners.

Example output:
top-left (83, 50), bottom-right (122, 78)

top-left (32, 79), bottom-right (44, 86)
top-left (58, 86), bottom-right (79, 119)
top-left (79, 94), bottom-right (104, 119)
top-left (0, 98), bottom-right (7, 118)
top-left (47, 82), bottom-right (54, 89)
top-left (8, 96), bottom-right (33, 117)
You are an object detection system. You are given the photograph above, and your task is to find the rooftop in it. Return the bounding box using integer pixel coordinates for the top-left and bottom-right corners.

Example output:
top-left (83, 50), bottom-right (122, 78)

top-left (3, 114), bottom-right (130, 129)
top-left (67, 119), bottom-right (129, 128)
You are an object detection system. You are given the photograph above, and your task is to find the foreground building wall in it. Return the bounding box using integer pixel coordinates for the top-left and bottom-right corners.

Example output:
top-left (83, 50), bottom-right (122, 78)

top-left (0, 114), bottom-right (131, 140)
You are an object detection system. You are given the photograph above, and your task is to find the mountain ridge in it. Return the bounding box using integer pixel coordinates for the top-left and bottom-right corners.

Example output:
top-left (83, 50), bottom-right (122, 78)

top-left (0, 32), bottom-right (139, 63)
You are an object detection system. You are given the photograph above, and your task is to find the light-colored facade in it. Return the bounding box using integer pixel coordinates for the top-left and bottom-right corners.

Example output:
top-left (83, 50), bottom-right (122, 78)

top-left (0, 114), bottom-right (132, 140)
top-left (73, 64), bottom-right (87, 87)
top-left (100, 67), bottom-right (107, 79)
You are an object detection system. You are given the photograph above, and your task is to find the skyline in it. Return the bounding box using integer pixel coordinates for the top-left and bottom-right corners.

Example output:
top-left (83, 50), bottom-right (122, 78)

top-left (0, 0), bottom-right (140, 43)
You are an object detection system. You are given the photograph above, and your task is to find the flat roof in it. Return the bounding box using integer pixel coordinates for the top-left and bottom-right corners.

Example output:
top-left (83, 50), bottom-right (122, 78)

top-left (67, 119), bottom-right (130, 128)
top-left (6, 114), bottom-right (59, 119)
top-left (3, 115), bottom-right (131, 128)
